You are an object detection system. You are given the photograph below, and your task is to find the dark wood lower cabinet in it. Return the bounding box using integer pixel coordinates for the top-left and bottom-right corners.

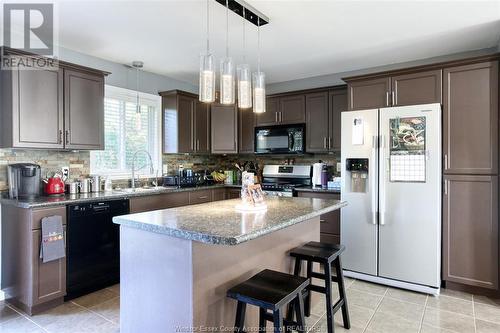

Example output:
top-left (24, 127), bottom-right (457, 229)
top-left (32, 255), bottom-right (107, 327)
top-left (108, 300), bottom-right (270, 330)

top-left (2, 206), bottom-right (67, 315)
top-left (296, 192), bottom-right (341, 244)
top-left (443, 175), bottom-right (499, 289)
top-left (226, 188), bottom-right (241, 199)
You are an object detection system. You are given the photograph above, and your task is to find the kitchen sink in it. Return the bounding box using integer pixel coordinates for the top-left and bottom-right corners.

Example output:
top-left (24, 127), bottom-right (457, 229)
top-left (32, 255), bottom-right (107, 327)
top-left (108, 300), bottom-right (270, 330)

top-left (113, 186), bottom-right (174, 194)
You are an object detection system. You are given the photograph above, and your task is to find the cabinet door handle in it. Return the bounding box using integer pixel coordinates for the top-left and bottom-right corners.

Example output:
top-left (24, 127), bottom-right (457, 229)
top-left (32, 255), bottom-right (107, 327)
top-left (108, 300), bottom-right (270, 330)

top-left (392, 91), bottom-right (395, 106)
top-left (198, 196), bottom-right (208, 199)
top-left (323, 137), bottom-right (327, 149)
top-left (275, 112), bottom-right (278, 123)
top-left (328, 137), bottom-right (332, 150)
top-left (444, 154), bottom-right (448, 170)
top-left (386, 92), bottom-right (390, 106)
top-left (65, 130), bottom-right (70, 145)
top-left (444, 180), bottom-right (448, 196)
top-left (196, 139), bottom-right (200, 151)
top-left (280, 111), bottom-right (283, 122)
top-left (320, 219), bottom-right (326, 223)
top-left (58, 130), bottom-right (63, 144)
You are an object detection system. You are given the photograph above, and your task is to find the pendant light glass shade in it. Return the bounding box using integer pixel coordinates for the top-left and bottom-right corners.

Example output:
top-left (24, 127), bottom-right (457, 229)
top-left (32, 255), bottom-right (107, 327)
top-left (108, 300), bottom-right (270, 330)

top-left (220, 57), bottom-right (235, 105)
top-left (253, 71), bottom-right (266, 113)
top-left (237, 64), bottom-right (252, 108)
top-left (199, 53), bottom-right (215, 103)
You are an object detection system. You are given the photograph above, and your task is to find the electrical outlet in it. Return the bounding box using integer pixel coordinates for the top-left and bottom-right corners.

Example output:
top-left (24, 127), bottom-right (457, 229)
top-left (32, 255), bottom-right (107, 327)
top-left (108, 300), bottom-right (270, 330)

top-left (61, 166), bottom-right (70, 180)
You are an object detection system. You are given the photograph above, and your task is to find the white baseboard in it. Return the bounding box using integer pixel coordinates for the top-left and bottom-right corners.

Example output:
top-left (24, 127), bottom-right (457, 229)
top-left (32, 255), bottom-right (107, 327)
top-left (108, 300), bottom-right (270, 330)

top-left (344, 270), bottom-right (440, 296)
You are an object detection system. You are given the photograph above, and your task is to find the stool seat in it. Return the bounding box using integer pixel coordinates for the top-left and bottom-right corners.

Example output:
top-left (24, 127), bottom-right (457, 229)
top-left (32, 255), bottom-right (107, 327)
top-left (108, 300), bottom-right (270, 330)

top-left (227, 269), bottom-right (309, 311)
top-left (290, 241), bottom-right (345, 264)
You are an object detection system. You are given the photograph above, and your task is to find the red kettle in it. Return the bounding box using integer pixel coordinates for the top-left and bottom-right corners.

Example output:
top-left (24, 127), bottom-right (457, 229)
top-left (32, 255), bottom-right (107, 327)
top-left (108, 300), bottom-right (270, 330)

top-left (43, 172), bottom-right (65, 195)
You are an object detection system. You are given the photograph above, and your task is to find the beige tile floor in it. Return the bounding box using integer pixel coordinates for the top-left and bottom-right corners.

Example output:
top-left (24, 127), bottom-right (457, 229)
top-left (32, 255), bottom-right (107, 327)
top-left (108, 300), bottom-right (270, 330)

top-left (1, 279), bottom-right (499, 333)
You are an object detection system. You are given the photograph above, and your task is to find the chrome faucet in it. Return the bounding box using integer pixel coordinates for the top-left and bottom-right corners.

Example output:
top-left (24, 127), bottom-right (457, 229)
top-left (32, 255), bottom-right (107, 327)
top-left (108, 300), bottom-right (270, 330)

top-left (131, 150), bottom-right (155, 190)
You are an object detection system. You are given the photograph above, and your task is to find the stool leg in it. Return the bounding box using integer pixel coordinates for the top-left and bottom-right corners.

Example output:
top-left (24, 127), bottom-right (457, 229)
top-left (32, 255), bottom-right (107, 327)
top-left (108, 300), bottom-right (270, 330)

top-left (259, 308), bottom-right (267, 331)
top-left (294, 293), bottom-right (306, 333)
top-left (334, 257), bottom-right (351, 329)
top-left (273, 308), bottom-right (283, 333)
top-left (324, 263), bottom-right (335, 333)
top-left (234, 301), bottom-right (246, 332)
top-left (286, 258), bottom-right (303, 331)
top-left (304, 260), bottom-right (313, 317)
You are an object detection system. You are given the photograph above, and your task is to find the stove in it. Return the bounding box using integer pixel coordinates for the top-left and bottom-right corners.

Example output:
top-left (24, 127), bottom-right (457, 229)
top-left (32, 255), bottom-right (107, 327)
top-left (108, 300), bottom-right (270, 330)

top-left (261, 165), bottom-right (312, 197)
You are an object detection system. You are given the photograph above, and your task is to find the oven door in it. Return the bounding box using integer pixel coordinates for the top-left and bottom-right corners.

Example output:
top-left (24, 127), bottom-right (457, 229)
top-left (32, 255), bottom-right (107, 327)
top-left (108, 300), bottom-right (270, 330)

top-left (255, 124), bottom-right (305, 154)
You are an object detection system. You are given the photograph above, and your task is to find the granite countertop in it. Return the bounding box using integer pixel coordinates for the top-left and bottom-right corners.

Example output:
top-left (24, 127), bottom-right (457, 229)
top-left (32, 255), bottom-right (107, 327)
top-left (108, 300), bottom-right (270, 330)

top-left (295, 186), bottom-right (341, 194)
top-left (113, 197), bottom-right (347, 246)
top-left (0, 184), bottom-right (239, 209)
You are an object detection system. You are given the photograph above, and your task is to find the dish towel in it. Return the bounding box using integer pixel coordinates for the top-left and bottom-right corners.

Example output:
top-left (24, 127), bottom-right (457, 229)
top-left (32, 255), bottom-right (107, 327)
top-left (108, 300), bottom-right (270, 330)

top-left (40, 215), bottom-right (65, 263)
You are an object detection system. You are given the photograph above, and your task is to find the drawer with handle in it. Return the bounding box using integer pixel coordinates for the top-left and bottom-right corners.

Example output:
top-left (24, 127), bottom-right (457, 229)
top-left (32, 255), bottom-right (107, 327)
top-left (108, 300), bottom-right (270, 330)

top-left (189, 189), bottom-right (213, 205)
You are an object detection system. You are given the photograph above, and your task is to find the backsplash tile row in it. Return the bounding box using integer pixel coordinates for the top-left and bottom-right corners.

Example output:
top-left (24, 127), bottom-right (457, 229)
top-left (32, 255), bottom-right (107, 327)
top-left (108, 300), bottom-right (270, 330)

top-left (0, 149), bottom-right (340, 191)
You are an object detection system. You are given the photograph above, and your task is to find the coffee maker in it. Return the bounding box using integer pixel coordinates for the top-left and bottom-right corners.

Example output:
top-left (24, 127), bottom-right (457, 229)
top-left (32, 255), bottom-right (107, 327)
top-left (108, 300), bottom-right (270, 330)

top-left (7, 163), bottom-right (41, 199)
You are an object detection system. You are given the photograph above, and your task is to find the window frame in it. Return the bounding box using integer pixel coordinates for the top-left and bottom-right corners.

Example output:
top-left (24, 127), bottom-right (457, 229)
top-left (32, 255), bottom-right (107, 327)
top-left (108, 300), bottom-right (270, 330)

top-left (90, 85), bottom-right (162, 179)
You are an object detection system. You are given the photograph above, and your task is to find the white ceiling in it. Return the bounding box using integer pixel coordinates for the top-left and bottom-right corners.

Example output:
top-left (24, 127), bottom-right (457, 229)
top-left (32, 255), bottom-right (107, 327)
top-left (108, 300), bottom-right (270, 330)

top-left (30, 1), bottom-right (500, 84)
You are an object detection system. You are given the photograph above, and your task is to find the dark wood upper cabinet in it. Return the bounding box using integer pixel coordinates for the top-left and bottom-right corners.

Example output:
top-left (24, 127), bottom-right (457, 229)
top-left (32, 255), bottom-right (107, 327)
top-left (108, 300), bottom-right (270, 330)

top-left (195, 101), bottom-right (210, 153)
top-left (8, 67), bottom-right (64, 149)
top-left (161, 90), bottom-right (197, 154)
top-left (443, 61), bottom-right (498, 175)
top-left (329, 88), bottom-right (347, 150)
top-left (280, 95), bottom-right (306, 124)
top-left (211, 103), bottom-right (238, 154)
top-left (64, 70), bottom-right (104, 150)
top-left (306, 92), bottom-right (329, 153)
top-left (391, 69), bottom-right (442, 106)
top-left (239, 108), bottom-right (255, 154)
top-left (256, 94), bottom-right (305, 126)
top-left (443, 175), bottom-right (498, 289)
top-left (0, 51), bottom-right (106, 150)
top-left (347, 77), bottom-right (391, 110)
top-left (256, 97), bottom-right (279, 126)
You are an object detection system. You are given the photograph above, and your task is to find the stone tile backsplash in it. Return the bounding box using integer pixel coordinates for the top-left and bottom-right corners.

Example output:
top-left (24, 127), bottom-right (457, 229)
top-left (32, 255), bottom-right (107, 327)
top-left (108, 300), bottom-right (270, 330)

top-left (0, 149), bottom-right (340, 191)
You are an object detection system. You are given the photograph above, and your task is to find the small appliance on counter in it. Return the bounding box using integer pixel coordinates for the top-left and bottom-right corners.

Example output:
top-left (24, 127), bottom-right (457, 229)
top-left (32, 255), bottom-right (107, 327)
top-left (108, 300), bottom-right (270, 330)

top-left (43, 172), bottom-right (65, 196)
top-left (7, 163), bottom-right (42, 199)
top-left (312, 161), bottom-right (326, 187)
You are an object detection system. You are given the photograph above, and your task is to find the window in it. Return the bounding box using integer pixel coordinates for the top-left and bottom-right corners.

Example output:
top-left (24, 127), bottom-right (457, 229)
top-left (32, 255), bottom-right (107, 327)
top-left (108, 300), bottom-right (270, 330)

top-left (90, 86), bottom-right (162, 178)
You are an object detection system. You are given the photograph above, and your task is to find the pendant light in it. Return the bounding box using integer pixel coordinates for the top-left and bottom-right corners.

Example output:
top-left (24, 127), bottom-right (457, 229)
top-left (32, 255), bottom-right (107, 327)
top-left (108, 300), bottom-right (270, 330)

top-left (237, 7), bottom-right (252, 109)
top-left (199, 0), bottom-right (215, 103)
top-left (132, 61), bottom-right (144, 130)
top-left (220, 0), bottom-right (235, 105)
top-left (253, 18), bottom-right (266, 113)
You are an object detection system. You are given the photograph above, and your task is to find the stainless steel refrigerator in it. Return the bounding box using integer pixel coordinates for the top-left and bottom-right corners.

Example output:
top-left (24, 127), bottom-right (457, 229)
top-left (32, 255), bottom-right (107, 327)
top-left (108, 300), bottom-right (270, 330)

top-left (340, 103), bottom-right (441, 295)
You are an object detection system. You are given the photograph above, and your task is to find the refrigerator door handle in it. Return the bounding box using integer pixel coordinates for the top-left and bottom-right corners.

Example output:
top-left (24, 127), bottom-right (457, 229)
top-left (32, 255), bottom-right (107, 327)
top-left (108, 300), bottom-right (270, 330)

top-left (379, 134), bottom-right (387, 226)
top-left (371, 135), bottom-right (378, 224)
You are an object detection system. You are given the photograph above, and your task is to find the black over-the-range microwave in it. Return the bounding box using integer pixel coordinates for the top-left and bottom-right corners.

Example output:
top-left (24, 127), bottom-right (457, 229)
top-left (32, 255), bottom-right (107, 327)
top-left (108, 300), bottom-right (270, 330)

top-left (254, 124), bottom-right (305, 154)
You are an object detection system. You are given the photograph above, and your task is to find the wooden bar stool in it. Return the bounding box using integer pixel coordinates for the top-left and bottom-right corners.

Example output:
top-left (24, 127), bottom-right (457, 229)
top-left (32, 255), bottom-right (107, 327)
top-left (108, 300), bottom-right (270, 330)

top-left (227, 269), bottom-right (310, 333)
top-left (289, 241), bottom-right (350, 333)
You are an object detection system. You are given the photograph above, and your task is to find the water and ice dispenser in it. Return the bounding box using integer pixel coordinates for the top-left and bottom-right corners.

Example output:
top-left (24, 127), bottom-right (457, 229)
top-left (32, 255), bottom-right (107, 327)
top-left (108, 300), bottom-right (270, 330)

top-left (345, 158), bottom-right (369, 193)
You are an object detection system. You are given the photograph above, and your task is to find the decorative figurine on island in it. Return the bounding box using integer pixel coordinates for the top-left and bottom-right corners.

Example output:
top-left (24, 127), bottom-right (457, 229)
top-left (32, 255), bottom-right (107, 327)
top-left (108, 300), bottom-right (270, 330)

top-left (235, 172), bottom-right (267, 212)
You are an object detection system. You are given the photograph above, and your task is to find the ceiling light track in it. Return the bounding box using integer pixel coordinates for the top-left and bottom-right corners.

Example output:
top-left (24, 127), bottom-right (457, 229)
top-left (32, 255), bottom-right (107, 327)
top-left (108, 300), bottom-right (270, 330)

top-left (214, 0), bottom-right (269, 27)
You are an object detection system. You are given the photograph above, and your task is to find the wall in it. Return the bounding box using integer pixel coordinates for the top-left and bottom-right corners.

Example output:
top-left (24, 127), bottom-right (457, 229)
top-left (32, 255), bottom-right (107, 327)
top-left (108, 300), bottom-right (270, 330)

top-left (267, 47), bottom-right (498, 94)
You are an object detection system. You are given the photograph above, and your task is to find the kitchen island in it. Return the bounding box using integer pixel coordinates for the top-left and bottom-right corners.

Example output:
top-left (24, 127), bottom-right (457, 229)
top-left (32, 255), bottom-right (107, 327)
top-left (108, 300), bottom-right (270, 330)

top-left (113, 197), bottom-right (346, 333)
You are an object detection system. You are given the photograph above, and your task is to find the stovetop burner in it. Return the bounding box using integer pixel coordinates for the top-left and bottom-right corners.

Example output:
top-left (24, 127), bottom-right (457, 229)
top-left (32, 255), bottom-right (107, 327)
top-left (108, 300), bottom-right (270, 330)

top-left (261, 183), bottom-right (305, 192)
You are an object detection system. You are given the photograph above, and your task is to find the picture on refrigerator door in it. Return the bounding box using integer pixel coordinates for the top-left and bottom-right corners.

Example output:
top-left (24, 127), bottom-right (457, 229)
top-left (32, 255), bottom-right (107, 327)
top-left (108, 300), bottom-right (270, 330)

top-left (389, 116), bottom-right (426, 182)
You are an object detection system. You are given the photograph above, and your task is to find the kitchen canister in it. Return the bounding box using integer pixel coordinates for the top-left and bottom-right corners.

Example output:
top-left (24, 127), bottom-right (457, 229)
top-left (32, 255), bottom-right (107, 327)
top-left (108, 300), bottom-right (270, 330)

top-left (80, 178), bottom-right (91, 193)
top-left (91, 175), bottom-right (101, 192)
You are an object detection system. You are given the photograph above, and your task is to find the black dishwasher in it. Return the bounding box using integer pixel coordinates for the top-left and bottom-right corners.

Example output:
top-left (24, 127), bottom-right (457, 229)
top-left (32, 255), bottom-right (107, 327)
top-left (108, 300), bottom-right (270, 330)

top-left (66, 199), bottom-right (129, 300)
